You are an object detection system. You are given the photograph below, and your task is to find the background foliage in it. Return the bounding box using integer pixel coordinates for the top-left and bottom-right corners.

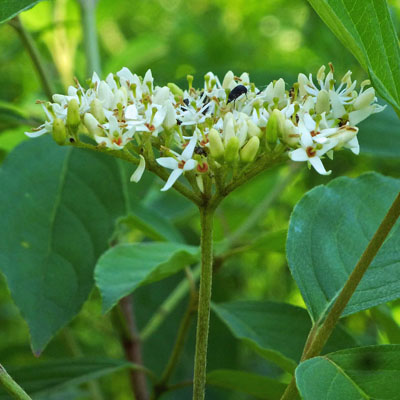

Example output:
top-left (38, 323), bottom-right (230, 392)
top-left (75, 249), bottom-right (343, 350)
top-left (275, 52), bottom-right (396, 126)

top-left (0, 0), bottom-right (400, 399)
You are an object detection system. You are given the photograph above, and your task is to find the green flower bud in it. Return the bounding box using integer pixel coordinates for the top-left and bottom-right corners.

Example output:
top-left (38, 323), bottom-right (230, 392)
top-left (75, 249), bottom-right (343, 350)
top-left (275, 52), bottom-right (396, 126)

top-left (240, 136), bottom-right (260, 163)
top-left (208, 128), bottom-right (225, 159)
top-left (265, 109), bottom-right (282, 145)
top-left (52, 118), bottom-right (67, 145)
top-left (90, 99), bottom-right (106, 124)
top-left (83, 113), bottom-right (103, 137)
top-left (222, 70), bottom-right (234, 89)
top-left (67, 98), bottom-right (80, 136)
top-left (315, 90), bottom-right (330, 114)
top-left (224, 136), bottom-right (240, 164)
top-left (246, 119), bottom-right (262, 137)
top-left (167, 83), bottom-right (184, 98)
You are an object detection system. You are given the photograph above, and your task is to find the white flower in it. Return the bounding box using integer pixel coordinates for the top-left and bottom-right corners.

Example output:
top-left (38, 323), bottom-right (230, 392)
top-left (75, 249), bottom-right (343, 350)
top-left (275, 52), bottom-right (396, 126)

top-left (289, 114), bottom-right (339, 175)
top-left (25, 104), bottom-right (54, 138)
top-left (95, 115), bottom-right (135, 149)
top-left (156, 132), bottom-right (198, 191)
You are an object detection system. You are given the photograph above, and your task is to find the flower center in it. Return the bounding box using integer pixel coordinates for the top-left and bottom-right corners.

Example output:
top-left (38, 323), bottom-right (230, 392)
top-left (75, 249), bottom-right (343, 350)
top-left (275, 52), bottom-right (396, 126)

top-left (306, 146), bottom-right (316, 157)
top-left (178, 160), bottom-right (186, 169)
top-left (197, 162), bottom-right (208, 173)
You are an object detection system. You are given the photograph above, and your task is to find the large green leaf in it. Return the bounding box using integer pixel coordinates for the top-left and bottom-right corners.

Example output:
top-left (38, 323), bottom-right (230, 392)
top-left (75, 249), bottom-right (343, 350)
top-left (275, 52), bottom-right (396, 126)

top-left (358, 100), bottom-right (400, 158)
top-left (212, 301), bottom-right (357, 373)
top-left (0, 137), bottom-right (179, 353)
top-left (287, 173), bottom-right (400, 323)
top-left (296, 345), bottom-right (400, 399)
top-left (95, 242), bottom-right (199, 313)
top-left (307, 0), bottom-right (400, 114)
top-left (0, 358), bottom-right (132, 398)
top-left (0, 0), bottom-right (44, 23)
top-left (207, 369), bottom-right (286, 400)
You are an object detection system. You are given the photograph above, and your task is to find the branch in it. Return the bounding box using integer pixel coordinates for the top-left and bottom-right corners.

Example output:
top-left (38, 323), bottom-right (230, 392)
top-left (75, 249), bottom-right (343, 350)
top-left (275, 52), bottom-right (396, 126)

top-left (114, 296), bottom-right (149, 400)
top-left (0, 364), bottom-right (32, 400)
top-left (280, 190), bottom-right (400, 400)
top-left (9, 16), bottom-right (54, 101)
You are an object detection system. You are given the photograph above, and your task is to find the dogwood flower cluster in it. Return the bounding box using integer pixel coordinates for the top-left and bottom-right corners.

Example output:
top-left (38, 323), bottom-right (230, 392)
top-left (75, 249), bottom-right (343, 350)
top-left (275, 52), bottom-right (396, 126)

top-left (26, 64), bottom-right (384, 191)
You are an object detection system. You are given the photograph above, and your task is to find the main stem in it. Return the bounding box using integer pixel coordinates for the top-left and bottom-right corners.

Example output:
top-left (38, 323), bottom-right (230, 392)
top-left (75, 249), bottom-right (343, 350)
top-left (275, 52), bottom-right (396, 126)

top-left (280, 190), bottom-right (400, 400)
top-left (192, 206), bottom-right (214, 400)
top-left (0, 364), bottom-right (32, 400)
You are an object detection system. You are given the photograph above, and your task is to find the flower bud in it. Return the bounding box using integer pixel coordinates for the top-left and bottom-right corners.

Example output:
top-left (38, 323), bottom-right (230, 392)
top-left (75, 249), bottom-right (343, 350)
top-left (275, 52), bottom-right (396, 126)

top-left (273, 78), bottom-right (285, 99)
top-left (163, 101), bottom-right (176, 130)
top-left (315, 90), bottom-right (330, 114)
top-left (240, 136), bottom-right (259, 163)
top-left (222, 70), bottom-right (235, 89)
top-left (224, 136), bottom-right (240, 163)
top-left (98, 81), bottom-right (113, 109)
top-left (240, 72), bottom-right (250, 85)
top-left (90, 99), bottom-right (106, 123)
top-left (265, 109), bottom-right (282, 145)
top-left (153, 86), bottom-right (170, 105)
top-left (83, 113), bottom-right (103, 137)
top-left (223, 113), bottom-right (235, 145)
top-left (247, 119), bottom-right (262, 137)
top-left (52, 118), bottom-right (67, 145)
top-left (298, 73), bottom-right (308, 97)
top-left (167, 83), bottom-right (184, 97)
top-left (208, 128), bottom-right (224, 159)
top-left (52, 94), bottom-right (65, 104)
top-left (353, 87), bottom-right (375, 110)
top-left (67, 98), bottom-right (80, 135)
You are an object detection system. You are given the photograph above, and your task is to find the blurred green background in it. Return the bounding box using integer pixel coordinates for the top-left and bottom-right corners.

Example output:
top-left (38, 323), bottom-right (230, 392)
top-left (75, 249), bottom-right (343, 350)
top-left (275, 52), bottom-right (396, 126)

top-left (0, 0), bottom-right (400, 399)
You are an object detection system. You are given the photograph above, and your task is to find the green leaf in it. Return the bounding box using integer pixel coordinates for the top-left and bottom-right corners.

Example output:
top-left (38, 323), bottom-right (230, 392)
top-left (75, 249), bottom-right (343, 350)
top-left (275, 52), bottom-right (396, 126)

top-left (0, 0), bottom-right (44, 23)
top-left (0, 358), bottom-right (132, 398)
top-left (359, 100), bottom-right (400, 158)
top-left (307, 0), bottom-right (400, 114)
top-left (95, 242), bottom-right (199, 313)
top-left (296, 345), bottom-right (400, 399)
top-left (287, 172), bottom-right (400, 323)
top-left (212, 301), bottom-right (357, 373)
top-left (207, 369), bottom-right (286, 400)
top-left (0, 137), bottom-right (179, 353)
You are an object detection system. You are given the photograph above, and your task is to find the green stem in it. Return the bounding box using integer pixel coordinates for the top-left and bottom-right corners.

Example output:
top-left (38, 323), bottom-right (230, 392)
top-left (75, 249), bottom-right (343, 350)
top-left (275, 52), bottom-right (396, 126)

top-left (78, 0), bottom-right (101, 76)
top-left (9, 16), bottom-right (54, 100)
top-left (192, 206), bottom-right (214, 400)
top-left (280, 190), bottom-right (400, 400)
top-left (0, 364), bottom-right (32, 400)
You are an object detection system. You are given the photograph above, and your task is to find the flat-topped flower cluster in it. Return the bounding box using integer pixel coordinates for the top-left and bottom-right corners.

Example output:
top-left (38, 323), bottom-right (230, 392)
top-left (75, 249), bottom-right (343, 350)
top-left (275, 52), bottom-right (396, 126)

top-left (26, 64), bottom-right (384, 191)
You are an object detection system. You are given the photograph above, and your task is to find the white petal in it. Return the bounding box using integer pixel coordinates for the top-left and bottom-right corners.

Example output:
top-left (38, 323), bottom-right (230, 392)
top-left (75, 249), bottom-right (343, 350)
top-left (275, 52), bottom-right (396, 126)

top-left (183, 159), bottom-right (198, 171)
top-left (25, 126), bottom-right (47, 138)
top-left (309, 156), bottom-right (331, 175)
top-left (348, 106), bottom-right (374, 125)
top-left (289, 148), bottom-right (308, 161)
top-left (130, 155), bottom-right (146, 183)
top-left (125, 104), bottom-right (138, 120)
top-left (303, 113), bottom-right (316, 131)
top-left (161, 168), bottom-right (183, 191)
top-left (156, 157), bottom-right (179, 170)
top-left (329, 90), bottom-right (346, 119)
top-left (182, 132), bottom-right (198, 160)
top-left (108, 115), bottom-right (119, 133)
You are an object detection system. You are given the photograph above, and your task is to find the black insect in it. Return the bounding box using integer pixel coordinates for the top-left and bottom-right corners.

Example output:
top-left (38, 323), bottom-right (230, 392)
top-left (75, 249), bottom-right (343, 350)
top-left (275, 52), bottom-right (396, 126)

top-left (227, 85), bottom-right (248, 104)
top-left (183, 98), bottom-right (190, 107)
top-left (194, 146), bottom-right (208, 157)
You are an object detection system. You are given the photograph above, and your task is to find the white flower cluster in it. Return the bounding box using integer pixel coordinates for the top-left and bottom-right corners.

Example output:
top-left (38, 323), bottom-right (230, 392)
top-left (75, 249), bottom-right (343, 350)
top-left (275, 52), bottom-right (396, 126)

top-left (26, 64), bottom-right (384, 190)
